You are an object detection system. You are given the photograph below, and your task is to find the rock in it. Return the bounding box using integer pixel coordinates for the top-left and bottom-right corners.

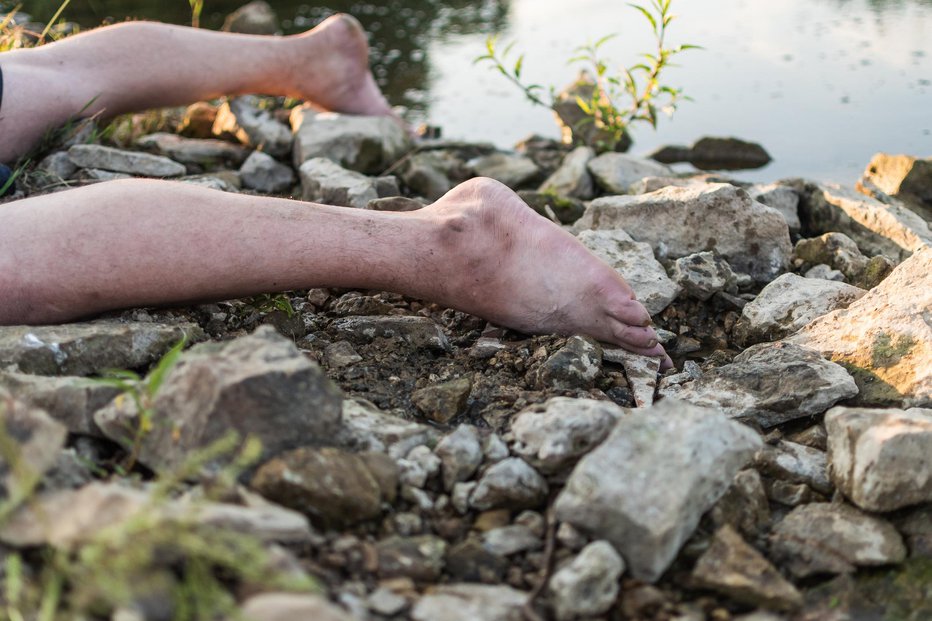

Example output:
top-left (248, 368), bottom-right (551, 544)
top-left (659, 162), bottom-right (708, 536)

top-left (324, 341), bottom-right (362, 368)
top-left (536, 336), bottom-right (602, 391)
top-left (37, 151), bottom-right (77, 180)
top-left (554, 399), bottom-right (761, 581)
top-left (0, 320), bottom-right (201, 376)
top-left (483, 433), bottom-right (510, 463)
top-left (576, 184), bottom-right (792, 282)
top-left (551, 72), bottom-right (631, 151)
top-left (435, 425), bottom-right (483, 490)
top-left (549, 541), bottom-right (625, 620)
top-left (240, 593), bottom-right (351, 621)
top-left (733, 273), bottom-right (866, 345)
top-left (468, 153), bottom-right (539, 188)
top-left (603, 347), bottom-right (661, 407)
top-left (95, 326), bottom-right (342, 473)
top-left (331, 315), bottom-right (451, 352)
top-left (179, 102), bottom-right (218, 139)
top-left (481, 525), bottom-right (541, 556)
top-left (411, 378), bottom-right (471, 424)
top-left (858, 153), bottom-right (932, 219)
top-left (509, 397), bottom-right (625, 474)
top-left (42, 448), bottom-right (93, 491)
top-left (825, 406), bottom-right (932, 511)
top-left (400, 151), bottom-right (455, 200)
top-left (791, 181), bottom-right (931, 260)
top-left (538, 146), bottom-right (595, 199)
top-left (251, 447), bottom-right (391, 528)
top-left (367, 195), bottom-right (425, 211)
top-left (75, 168), bottom-right (133, 183)
top-left (794, 231), bottom-right (894, 289)
top-left (397, 445), bottom-right (441, 488)
top-left (804, 263), bottom-right (845, 281)
top-left (663, 342), bottom-right (858, 428)
top-left (517, 190), bottom-right (585, 224)
top-left (587, 152), bottom-right (673, 194)
top-left (222, 0), bottom-right (279, 35)
top-left (213, 96), bottom-right (292, 157)
top-left (770, 502), bottom-right (906, 578)
top-left (708, 469), bottom-right (771, 539)
top-left (687, 137), bottom-right (772, 170)
top-left (412, 584), bottom-right (528, 621)
top-left (136, 132), bottom-right (249, 167)
top-left (470, 458), bottom-right (548, 511)
top-left (445, 538), bottom-right (508, 582)
top-left (786, 247), bottom-right (931, 407)
top-left (755, 440), bottom-right (832, 495)
top-left (691, 525), bottom-right (802, 611)
top-left (377, 535), bottom-right (447, 581)
top-left (766, 479), bottom-right (823, 507)
top-left (239, 150), bottom-right (295, 193)
top-left (67, 144), bottom-right (186, 177)
top-left (892, 505), bottom-right (932, 558)
top-left (179, 174), bottom-right (239, 192)
top-left (577, 230), bottom-right (679, 315)
top-left (670, 251), bottom-right (739, 301)
top-left (0, 396), bottom-right (67, 501)
top-left (336, 397), bottom-right (439, 458)
top-left (291, 108), bottom-right (410, 174)
top-left (367, 587), bottom-right (409, 616)
top-left (298, 157), bottom-right (379, 208)
top-left (749, 183), bottom-right (801, 232)
top-left (647, 144), bottom-right (694, 164)
top-left (0, 372), bottom-right (118, 435)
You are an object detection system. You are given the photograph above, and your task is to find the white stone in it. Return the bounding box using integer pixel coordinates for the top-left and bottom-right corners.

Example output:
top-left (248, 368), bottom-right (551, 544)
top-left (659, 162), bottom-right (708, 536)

top-left (586, 152), bottom-right (672, 194)
top-left (435, 425), bottom-right (483, 491)
top-left (298, 157), bottom-right (379, 208)
top-left (549, 541), bottom-right (625, 620)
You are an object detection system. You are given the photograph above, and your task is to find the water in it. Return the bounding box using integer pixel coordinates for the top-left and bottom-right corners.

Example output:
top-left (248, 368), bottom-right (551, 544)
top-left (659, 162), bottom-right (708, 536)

top-left (19, 0), bottom-right (932, 184)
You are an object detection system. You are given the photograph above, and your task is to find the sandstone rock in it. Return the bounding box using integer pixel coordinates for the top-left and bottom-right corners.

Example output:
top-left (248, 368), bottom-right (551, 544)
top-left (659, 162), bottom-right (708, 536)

top-left (792, 181), bottom-right (931, 260)
top-left (577, 230), bottom-right (679, 315)
top-left (662, 342), bottom-right (858, 428)
top-left (602, 347), bottom-right (661, 407)
top-left (0, 372), bottom-right (118, 435)
top-left (786, 247), bottom-right (931, 407)
top-left (538, 146), bottom-right (595, 199)
top-left (755, 440), bottom-right (832, 495)
top-left (468, 152), bottom-right (539, 188)
top-left (239, 150), bottom-right (295, 193)
top-left (435, 425), bottom-right (483, 491)
top-left (825, 406), bottom-right (932, 511)
top-left (298, 157), bottom-right (379, 208)
top-left (535, 336), bottom-right (602, 391)
top-left (749, 183), bottom-right (801, 232)
top-left (770, 502), bottom-right (906, 578)
top-left (688, 137), bottom-right (772, 170)
top-left (95, 327), bottom-right (342, 472)
top-left (858, 153), bottom-right (932, 220)
top-left (549, 541), bottom-right (625, 620)
top-left (331, 316), bottom-right (451, 352)
top-left (136, 132), bottom-right (249, 167)
top-left (794, 232), bottom-right (894, 289)
top-left (587, 152), bottom-right (673, 194)
top-left (377, 535), bottom-right (447, 581)
top-left (576, 184), bottom-right (792, 282)
top-left (411, 378), bottom-right (472, 424)
top-left (0, 396), bottom-right (67, 502)
top-left (692, 525), bottom-right (802, 611)
top-left (222, 1), bottom-right (279, 35)
top-left (554, 399), bottom-right (761, 581)
top-left (734, 273), bottom-right (865, 345)
top-left (0, 320), bottom-right (201, 376)
top-left (670, 251), bottom-right (738, 301)
top-left (291, 108), bottom-right (410, 174)
top-left (411, 584), bottom-right (528, 621)
top-left (213, 96), bottom-right (292, 157)
top-left (509, 397), bottom-right (624, 473)
top-left (470, 458), bottom-right (548, 511)
top-left (68, 144), bottom-right (186, 177)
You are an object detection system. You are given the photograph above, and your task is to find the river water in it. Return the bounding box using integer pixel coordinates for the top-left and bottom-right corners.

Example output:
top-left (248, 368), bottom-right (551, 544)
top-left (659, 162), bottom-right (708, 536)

top-left (20, 0), bottom-right (932, 184)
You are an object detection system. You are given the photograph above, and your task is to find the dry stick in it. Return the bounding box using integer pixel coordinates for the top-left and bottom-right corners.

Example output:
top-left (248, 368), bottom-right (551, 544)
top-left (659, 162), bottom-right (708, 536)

top-left (522, 506), bottom-right (558, 621)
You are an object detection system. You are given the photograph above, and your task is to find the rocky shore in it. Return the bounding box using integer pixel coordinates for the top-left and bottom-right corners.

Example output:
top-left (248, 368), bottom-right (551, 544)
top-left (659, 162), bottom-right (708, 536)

top-left (2, 9), bottom-right (932, 621)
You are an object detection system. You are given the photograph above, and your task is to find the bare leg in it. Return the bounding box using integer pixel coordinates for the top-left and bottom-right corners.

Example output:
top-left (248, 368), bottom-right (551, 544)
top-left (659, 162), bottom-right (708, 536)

top-left (0, 15), bottom-right (390, 162)
top-left (0, 178), bottom-right (669, 363)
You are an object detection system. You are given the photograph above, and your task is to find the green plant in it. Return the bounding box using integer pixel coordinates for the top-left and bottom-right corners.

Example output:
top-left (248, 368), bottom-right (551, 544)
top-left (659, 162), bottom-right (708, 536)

top-left (245, 293), bottom-right (297, 318)
top-left (475, 0), bottom-right (699, 151)
top-left (189, 0), bottom-right (204, 28)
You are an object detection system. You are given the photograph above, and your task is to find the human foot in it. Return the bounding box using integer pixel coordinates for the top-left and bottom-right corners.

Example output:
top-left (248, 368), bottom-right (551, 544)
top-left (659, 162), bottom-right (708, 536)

top-left (414, 178), bottom-right (673, 368)
top-left (289, 14), bottom-right (396, 118)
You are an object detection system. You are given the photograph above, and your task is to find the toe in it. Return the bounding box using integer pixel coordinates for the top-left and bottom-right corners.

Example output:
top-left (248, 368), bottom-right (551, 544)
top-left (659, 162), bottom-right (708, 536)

top-left (614, 341), bottom-right (670, 361)
top-left (611, 321), bottom-right (659, 349)
top-left (608, 297), bottom-right (652, 328)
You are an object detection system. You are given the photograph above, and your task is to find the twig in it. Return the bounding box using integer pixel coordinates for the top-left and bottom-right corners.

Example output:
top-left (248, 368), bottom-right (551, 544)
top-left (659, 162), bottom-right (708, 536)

top-left (522, 506), bottom-right (558, 621)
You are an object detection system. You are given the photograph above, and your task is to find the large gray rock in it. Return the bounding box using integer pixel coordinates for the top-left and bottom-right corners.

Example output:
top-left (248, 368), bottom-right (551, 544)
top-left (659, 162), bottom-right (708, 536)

top-left (298, 157), bottom-right (379, 208)
top-left (786, 247), bottom-right (932, 407)
top-left (770, 502), bottom-right (906, 578)
top-left (792, 181), bottom-right (932, 260)
top-left (670, 251), bottom-right (738, 301)
top-left (239, 150), bottom-right (295, 193)
top-left (586, 153), bottom-right (672, 194)
top-left (549, 541), bottom-right (625, 620)
top-left (554, 399), bottom-right (761, 582)
top-left (0, 372), bottom-right (119, 434)
top-left (291, 108), bottom-right (410, 174)
top-left (67, 144), bottom-right (186, 177)
top-left (468, 152), bottom-right (539, 189)
top-left (213, 95), bottom-right (293, 157)
top-left (857, 153), bottom-right (932, 220)
top-left (755, 440), bottom-right (832, 495)
top-left (411, 584), bottom-right (528, 621)
top-left (136, 132), bottom-right (249, 167)
top-left (0, 320), bottom-right (201, 376)
top-left (509, 397), bottom-right (625, 474)
top-left (577, 230), bottom-right (679, 315)
top-left (95, 326), bottom-right (342, 472)
top-left (749, 183), bottom-right (801, 232)
top-left (734, 273), bottom-right (865, 345)
top-left (538, 146), bottom-right (595, 199)
top-left (469, 458), bottom-right (548, 511)
top-left (662, 342), bottom-right (858, 428)
top-left (0, 395), bottom-right (67, 502)
top-left (575, 184), bottom-right (792, 282)
top-left (825, 406), bottom-right (932, 512)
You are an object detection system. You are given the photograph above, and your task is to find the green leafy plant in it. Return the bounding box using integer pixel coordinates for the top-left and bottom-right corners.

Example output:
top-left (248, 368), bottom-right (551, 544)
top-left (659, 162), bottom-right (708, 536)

top-left (475, 0), bottom-right (699, 152)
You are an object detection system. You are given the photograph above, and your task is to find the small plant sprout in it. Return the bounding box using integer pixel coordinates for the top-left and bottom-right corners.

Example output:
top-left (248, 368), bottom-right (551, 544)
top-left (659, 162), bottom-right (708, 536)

top-left (475, 0), bottom-right (700, 152)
